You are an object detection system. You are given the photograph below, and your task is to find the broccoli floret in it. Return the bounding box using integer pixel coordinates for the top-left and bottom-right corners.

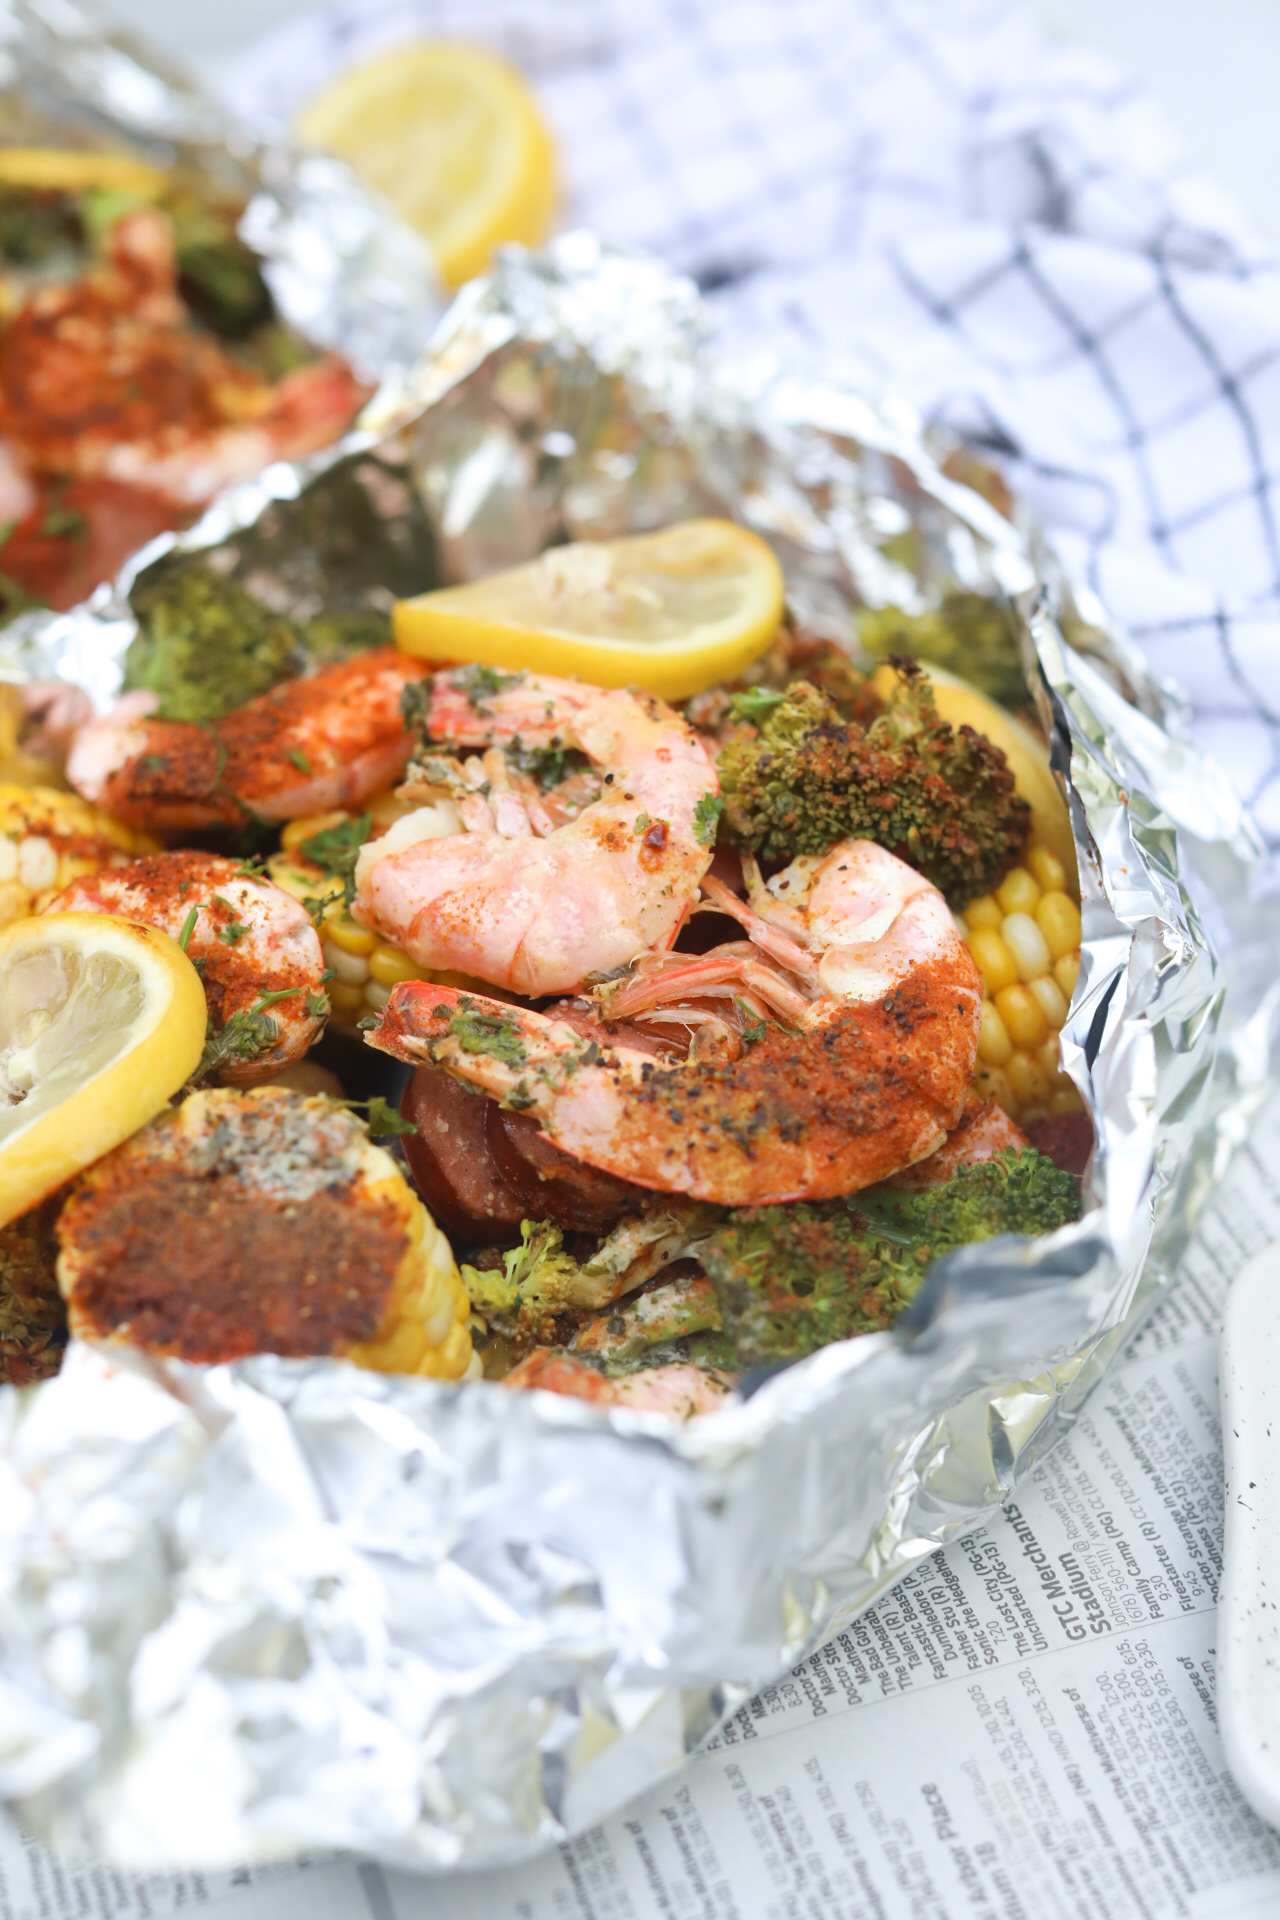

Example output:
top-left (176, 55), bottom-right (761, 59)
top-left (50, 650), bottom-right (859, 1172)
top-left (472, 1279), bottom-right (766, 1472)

top-left (125, 559), bottom-right (302, 724)
top-left (858, 593), bottom-right (1026, 710)
top-left (716, 659), bottom-right (1029, 906)
top-left (704, 1148), bottom-right (1079, 1364)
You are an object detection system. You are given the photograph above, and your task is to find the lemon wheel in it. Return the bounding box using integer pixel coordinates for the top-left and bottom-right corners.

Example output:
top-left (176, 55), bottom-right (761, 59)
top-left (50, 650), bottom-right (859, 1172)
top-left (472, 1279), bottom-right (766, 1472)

top-left (395, 519), bottom-right (787, 702)
top-left (295, 41), bottom-right (556, 290)
top-left (0, 914), bottom-right (206, 1227)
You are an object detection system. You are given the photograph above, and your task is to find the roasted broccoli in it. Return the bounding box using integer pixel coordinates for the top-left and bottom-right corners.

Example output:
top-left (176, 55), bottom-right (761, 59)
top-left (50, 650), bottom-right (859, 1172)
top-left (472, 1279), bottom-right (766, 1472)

top-left (716, 659), bottom-right (1030, 906)
top-left (858, 592), bottom-right (1027, 711)
top-left (704, 1148), bottom-right (1080, 1363)
top-left (125, 559), bottom-right (302, 724)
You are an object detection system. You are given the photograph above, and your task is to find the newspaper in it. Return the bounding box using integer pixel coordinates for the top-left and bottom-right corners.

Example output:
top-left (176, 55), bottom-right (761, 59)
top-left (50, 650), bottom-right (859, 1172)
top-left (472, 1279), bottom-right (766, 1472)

top-left (4, 1100), bottom-right (1280, 1920)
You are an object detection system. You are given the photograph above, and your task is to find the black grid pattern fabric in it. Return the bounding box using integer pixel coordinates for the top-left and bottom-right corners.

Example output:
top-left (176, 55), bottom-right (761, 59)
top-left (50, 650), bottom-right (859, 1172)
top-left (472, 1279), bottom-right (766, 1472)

top-left (228, 0), bottom-right (1280, 851)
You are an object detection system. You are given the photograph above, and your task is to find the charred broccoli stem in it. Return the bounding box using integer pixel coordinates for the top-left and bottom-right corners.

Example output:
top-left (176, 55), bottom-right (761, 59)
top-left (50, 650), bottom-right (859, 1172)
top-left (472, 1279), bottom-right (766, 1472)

top-left (716, 658), bottom-right (1030, 906)
top-left (858, 592), bottom-right (1027, 711)
top-left (704, 1148), bottom-right (1080, 1363)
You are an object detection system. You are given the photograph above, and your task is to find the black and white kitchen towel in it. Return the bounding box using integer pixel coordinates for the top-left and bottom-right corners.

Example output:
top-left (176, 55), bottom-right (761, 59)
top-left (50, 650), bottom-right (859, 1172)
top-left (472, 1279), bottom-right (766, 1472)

top-left (226, 0), bottom-right (1280, 852)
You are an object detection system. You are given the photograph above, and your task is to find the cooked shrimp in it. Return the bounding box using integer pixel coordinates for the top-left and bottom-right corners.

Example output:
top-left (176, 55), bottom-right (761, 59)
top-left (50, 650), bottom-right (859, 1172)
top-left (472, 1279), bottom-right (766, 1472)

top-left (45, 850), bottom-right (326, 1081)
top-left (367, 839), bottom-right (984, 1205)
top-left (354, 667), bottom-right (719, 997)
top-left (884, 1095), bottom-right (1028, 1191)
top-left (503, 1347), bottom-right (732, 1417)
top-left (57, 1087), bottom-right (476, 1379)
top-left (67, 648), bottom-right (423, 830)
top-left (0, 207), bottom-right (366, 507)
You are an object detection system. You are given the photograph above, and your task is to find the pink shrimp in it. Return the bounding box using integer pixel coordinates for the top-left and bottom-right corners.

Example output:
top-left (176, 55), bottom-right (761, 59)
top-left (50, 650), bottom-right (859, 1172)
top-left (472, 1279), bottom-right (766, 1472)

top-left (353, 667), bottom-right (719, 997)
top-left (45, 849), bottom-right (327, 1081)
top-left (67, 649), bottom-right (424, 831)
top-left (367, 839), bottom-right (984, 1205)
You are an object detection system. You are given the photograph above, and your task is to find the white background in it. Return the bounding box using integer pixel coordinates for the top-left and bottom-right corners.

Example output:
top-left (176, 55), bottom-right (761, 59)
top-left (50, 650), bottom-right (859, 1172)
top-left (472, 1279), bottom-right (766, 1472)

top-left (105, 0), bottom-right (1280, 250)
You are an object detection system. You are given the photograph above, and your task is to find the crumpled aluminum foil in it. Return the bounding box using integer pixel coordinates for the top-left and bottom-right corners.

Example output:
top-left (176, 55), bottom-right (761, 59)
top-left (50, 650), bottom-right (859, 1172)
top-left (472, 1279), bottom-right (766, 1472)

top-left (0, 0), bottom-right (439, 382)
top-left (0, 234), bottom-right (1276, 1875)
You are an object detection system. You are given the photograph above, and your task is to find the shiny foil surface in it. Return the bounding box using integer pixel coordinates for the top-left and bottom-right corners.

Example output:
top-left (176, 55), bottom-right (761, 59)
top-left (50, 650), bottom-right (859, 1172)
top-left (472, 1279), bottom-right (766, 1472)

top-left (0, 0), bottom-right (439, 381)
top-left (0, 235), bottom-right (1276, 1874)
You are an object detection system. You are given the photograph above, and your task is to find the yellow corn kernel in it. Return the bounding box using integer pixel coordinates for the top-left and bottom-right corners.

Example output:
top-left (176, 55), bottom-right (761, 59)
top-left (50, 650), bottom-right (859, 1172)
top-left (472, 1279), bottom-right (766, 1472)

top-left (1001, 911), bottom-right (1051, 982)
top-left (1037, 1036), bottom-right (1062, 1079)
top-left (994, 982), bottom-right (1048, 1049)
top-left (0, 881), bottom-right (31, 926)
top-left (1049, 1084), bottom-right (1085, 1115)
top-left (328, 978), bottom-right (366, 1013)
top-left (1029, 974), bottom-right (1068, 1030)
top-left (967, 927), bottom-right (1018, 995)
top-left (365, 980), bottom-right (393, 1012)
top-left (1054, 951), bottom-right (1080, 1000)
top-left (56, 852), bottom-right (102, 887)
top-left (977, 1000), bottom-right (1013, 1067)
top-left (965, 894), bottom-right (1003, 931)
top-left (323, 942), bottom-right (370, 985)
top-left (18, 836), bottom-right (57, 890)
top-left (973, 1063), bottom-right (1017, 1118)
top-left (996, 867), bottom-right (1040, 917)
top-left (1026, 846), bottom-right (1066, 894)
top-left (1007, 1050), bottom-right (1052, 1108)
top-left (1037, 891), bottom-right (1081, 959)
top-left (282, 810), bottom-right (344, 853)
top-left (369, 943), bottom-right (425, 987)
top-left (322, 904), bottom-right (377, 956)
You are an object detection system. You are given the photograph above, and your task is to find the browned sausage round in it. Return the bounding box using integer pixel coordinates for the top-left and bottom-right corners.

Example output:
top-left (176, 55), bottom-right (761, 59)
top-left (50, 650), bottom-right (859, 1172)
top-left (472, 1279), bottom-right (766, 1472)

top-left (399, 1066), bottom-right (526, 1242)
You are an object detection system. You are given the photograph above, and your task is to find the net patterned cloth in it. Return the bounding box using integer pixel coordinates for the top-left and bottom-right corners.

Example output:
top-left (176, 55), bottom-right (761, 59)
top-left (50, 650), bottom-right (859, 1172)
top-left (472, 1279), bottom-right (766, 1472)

top-left (227, 0), bottom-right (1280, 852)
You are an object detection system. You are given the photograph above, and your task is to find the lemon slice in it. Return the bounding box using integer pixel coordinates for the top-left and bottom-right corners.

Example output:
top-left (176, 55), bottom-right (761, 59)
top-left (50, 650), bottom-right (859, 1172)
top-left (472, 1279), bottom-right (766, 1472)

top-left (295, 42), bottom-right (556, 291)
top-left (0, 913), bottom-right (206, 1227)
top-left (0, 149), bottom-right (165, 196)
top-left (395, 520), bottom-right (787, 701)
top-left (872, 660), bottom-right (1076, 881)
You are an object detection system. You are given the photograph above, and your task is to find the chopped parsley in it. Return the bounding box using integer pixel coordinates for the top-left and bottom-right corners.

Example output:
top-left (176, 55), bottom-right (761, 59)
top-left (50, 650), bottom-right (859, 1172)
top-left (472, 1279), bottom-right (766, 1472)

top-left (448, 998), bottom-right (527, 1067)
top-left (298, 812), bottom-right (372, 911)
top-left (188, 986), bottom-right (305, 1086)
top-left (728, 687), bottom-right (788, 723)
top-left (456, 663), bottom-right (523, 713)
top-left (287, 748), bottom-right (312, 775)
top-left (177, 905), bottom-right (198, 953)
top-left (693, 792), bottom-right (724, 848)
top-left (217, 920), bottom-right (249, 947)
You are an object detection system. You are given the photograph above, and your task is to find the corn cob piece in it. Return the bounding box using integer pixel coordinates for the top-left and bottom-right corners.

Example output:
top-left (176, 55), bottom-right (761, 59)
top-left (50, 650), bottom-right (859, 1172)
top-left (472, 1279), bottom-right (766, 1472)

top-left (958, 844), bottom-right (1084, 1124)
top-left (0, 785), bottom-right (159, 929)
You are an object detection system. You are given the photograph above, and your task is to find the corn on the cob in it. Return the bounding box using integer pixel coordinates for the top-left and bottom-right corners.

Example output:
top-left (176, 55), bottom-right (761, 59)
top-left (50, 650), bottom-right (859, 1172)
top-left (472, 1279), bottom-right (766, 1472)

top-left (0, 785), bottom-right (159, 929)
top-left (959, 844), bottom-right (1084, 1124)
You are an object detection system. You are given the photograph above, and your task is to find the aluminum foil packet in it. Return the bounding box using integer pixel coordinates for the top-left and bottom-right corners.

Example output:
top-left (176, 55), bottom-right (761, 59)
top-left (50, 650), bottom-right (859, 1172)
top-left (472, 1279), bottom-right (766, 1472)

top-left (0, 0), bottom-right (439, 382)
top-left (0, 234), bottom-right (1275, 1876)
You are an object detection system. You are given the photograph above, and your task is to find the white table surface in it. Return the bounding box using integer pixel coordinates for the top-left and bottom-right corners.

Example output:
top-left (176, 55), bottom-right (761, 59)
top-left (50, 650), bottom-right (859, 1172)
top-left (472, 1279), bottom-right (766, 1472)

top-left (107, 0), bottom-right (1280, 251)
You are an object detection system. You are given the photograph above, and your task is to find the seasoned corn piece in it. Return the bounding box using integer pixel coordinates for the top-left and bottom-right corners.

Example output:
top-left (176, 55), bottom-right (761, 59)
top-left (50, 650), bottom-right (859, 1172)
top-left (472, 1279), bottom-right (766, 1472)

top-left (324, 943), bottom-right (370, 986)
top-left (1037, 891), bottom-right (1081, 959)
top-left (1037, 1036), bottom-right (1063, 1079)
top-left (365, 981), bottom-right (394, 1012)
top-left (977, 1001), bottom-right (1013, 1067)
top-left (1007, 1051), bottom-right (1052, 1107)
top-left (1029, 974), bottom-right (1068, 1030)
top-left (967, 927), bottom-right (1018, 995)
top-left (328, 978), bottom-right (366, 1013)
top-left (17, 836), bottom-right (56, 890)
top-left (323, 904), bottom-right (377, 956)
top-left (1050, 1085), bottom-right (1085, 1115)
top-left (1026, 847), bottom-right (1066, 894)
top-left (994, 982), bottom-right (1047, 1049)
top-left (996, 867), bottom-right (1041, 917)
top-left (1054, 952), bottom-right (1080, 999)
top-left (369, 944), bottom-right (426, 987)
top-left (965, 894), bottom-right (1003, 931)
top-left (1001, 911), bottom-right (1051, 982)
top-left (281, 810), bottom-right (345, 853)
top-left (973, 1063), bottom-right (1015, 1117)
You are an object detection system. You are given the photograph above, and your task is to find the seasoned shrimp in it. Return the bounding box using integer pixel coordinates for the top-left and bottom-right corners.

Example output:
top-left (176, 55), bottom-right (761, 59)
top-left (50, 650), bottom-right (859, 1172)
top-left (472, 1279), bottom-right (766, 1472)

top-left (67, 649), bottom-right (423, 830)
top-left (368, 839), bottom-right (984, 1205)
top-left (355, 667), bottom-right (719, 997)
top-left (0, 207), bottom-right (365, 508)
top-left (503, 1347), bottom-right (732, 1417)
top-left (45, 850), bottom-right (326, 1081)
